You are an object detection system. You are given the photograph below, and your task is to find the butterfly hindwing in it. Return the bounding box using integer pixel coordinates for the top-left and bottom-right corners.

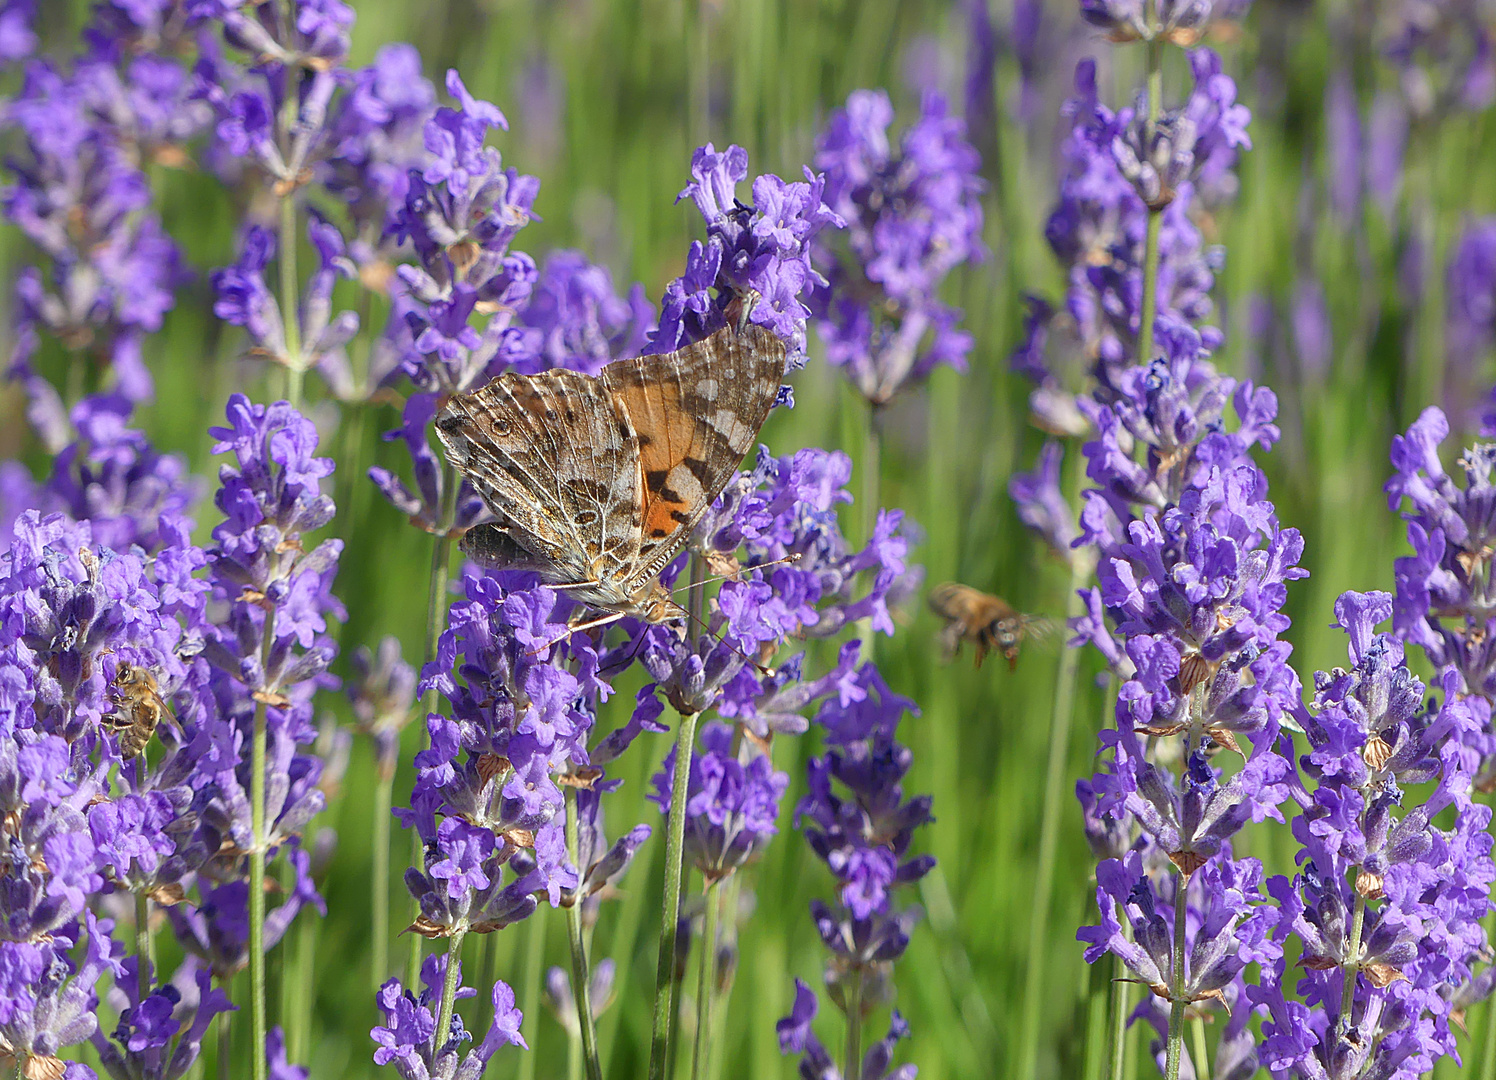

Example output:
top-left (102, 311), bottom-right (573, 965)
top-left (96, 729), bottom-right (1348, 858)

top-left (600, 322), bottom-right (786, 586)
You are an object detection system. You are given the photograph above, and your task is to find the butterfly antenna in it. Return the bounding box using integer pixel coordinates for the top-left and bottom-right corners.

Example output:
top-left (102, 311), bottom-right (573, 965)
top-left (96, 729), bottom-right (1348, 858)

top-left (525, 611), bottom-right (627, 659)
top-left (676, 604), bottom-right (777, 679)
top-left (670, 552), bottom-right (803, 597)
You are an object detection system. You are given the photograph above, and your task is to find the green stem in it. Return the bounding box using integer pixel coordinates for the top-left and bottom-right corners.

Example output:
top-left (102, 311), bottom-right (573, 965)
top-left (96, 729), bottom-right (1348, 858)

top-left (565, 789), bottom-right (603, 1080)
top-left (434, 928), bottom-right (469, 1051)
top-left (1339, 892), bottom-right (1368, 1027)
top-left (843, 973), bottom-right (863, 1080)
top-left (691, 878), bottom-right (720, 1080)
top-left (647, 706), bottom-right (702, 1079)
top-left (279, 194), bottom-right (303, 410)
top-left (1082, 954), bottom-right (1109, 1080)
top-left (1163, 871), bottom-right (1188, 1080)
top-left (218, 1002), bottom-right (233, 1080)
top-left (135, 891), bottom-right (153, 1001)
top-left (276, 44), bottom-right (303, 412)
top-left (1105, 929), bottom-right (1129, 1080)
top-left (517, 911), bottom-right (546, 1080)
top-left (706, 875), bottom-right (741, 1080)
top-left (1136, 36), bottom-right (1164, 368)
top-left (1189, 1017), bottom-right (1211, 1080)
top-left (248, 698), bottom-right (269, 1080)
top-left (858, 406), bottom-right (881, 664)
top-left (568, 1031), bottom-right (583, 1080)
top-left (286, 874), bottom-right (316, 1063)
top-left (1017, 561), bottom-right (1090, 1080)
top-left (1480, 973), bottom-right (1496, 1080)
top-left (372, 770), bottom-right (393, 992)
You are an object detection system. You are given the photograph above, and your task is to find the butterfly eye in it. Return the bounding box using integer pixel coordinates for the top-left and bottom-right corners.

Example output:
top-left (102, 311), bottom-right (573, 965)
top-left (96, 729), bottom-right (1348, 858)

top-left (491, 419), bottom-right (512, 436)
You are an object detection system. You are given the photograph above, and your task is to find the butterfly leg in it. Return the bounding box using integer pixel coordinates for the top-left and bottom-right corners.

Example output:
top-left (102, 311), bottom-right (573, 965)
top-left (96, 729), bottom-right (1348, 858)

top-left (526, 610), bottom-right (627, 658)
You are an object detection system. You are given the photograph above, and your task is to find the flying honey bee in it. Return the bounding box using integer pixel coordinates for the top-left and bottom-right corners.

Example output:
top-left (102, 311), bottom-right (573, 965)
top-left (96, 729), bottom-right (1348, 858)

top-left (928, 582), bottom-right (1054, 670)
top-left (104, 663), bottom-right (182, 758)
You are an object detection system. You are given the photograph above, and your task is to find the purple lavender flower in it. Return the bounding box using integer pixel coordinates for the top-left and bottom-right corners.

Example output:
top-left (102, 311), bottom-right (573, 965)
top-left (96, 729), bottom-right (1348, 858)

top-left (812, 89), bottom-right (984, 405)
top-left (93, 957), bottom-right (234, 1080)
top-left (650, 142), bottom-right (843, 363)
top-left (0, 0), bottom-right (34, 62)
top-left (1443, 220), bottom-right (1496, 430)
top-left (782, 661), bottom-right (933, 1072)
top-left (649, 721), bottom-right (787, 882)
top-left (404, 572), bottom-right (618, 938)
top-left (391, 71), bottom-right (542, 395)
top-left (0, 913), bottom-right (122, 1080)
top-left (1385, 406), bottom-right (1496, 708)
top-left (371, 953), bottom-right (525, 1078)
top-left (1246, 592), bottom-right (1494, 1078)
top-left (0, 393), bottom-right (201, 554)
top-left (630, 445), bottom-right (913, 728)
top-left (777, 977), bottom-right (917, 1080)
top-left (3, 48), bottom-right (197, 404)
top-left (348, 635), bottom-right (419, 782)
top-left (1080, 0), bottom-right (1252, 44)
top-left (1385, 0), bottom-right (1496, 119)
top-left (1011, 56), bottom-right (1233, 416)
top-left (518, 250), bottom-right (654, 376)
top-left (543, 959), bottom-right (615, 1039)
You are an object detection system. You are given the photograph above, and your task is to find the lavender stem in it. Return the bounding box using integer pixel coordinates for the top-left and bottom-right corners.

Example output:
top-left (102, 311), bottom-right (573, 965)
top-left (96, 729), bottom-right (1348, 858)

top-left (218, 1004), bottom-right (232, 1080)
top-left (1480, 980), bottom-right (1496, 1080)
top-left (690, 877), bottom-right (719, 1080)
top-left (1017, 557), bottom-right (1089, 1080)
top-left (248, 601), bottom-right (278, 1080)
top-left (517, 911), bottom-right (546, 1080)
top-left (1339, 893), bottom-right (1368, 1030)
top-left (1136, 33), bottom-right (1164, 368)
top-left (649, 555), bottom-right (706, 1080)
top-left (1189, 1016), bottom-right (1211, 1080)
top-left (648, 704), bottom-right (700, 1080)
top-left (433, 927), bottom-right (468, 1050)
top-left (564, 787), bottom-right (603, 1080)
top-left (1163, 870), bottom-right (1188, 1080)
top-left (1106, 928), bottom-right (1129, 1080)
top-left (134, 890), bottom-right (152, 1001)
top-left (843, 972), bottom-right (863, 1079)
top-left (372, 770), bottom-right (393, 991)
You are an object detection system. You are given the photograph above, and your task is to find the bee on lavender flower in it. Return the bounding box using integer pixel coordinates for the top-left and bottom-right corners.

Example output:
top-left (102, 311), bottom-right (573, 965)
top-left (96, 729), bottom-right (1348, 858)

top-left (104, 662), bottom-right (181, 758)
top-left (928, 582), bottom-right (1052, 670)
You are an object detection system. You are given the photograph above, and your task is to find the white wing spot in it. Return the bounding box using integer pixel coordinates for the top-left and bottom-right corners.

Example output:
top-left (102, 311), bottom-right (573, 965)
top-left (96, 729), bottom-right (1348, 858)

top-left (697, 378), bottom-right (720, 401)
top-left (665, 463), bottom-right (705, 504)
top-left (711, 409), bottom-right (753, 449)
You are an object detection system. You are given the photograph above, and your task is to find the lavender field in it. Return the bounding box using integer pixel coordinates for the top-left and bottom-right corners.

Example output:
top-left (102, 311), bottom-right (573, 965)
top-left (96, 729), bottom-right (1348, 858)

top-left (2, 1), bottom-right (1494, 1078)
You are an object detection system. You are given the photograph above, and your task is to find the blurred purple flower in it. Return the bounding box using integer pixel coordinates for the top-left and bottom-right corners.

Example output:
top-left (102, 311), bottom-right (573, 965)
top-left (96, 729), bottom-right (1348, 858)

top-left (812, 89), bottom-right (984, 404)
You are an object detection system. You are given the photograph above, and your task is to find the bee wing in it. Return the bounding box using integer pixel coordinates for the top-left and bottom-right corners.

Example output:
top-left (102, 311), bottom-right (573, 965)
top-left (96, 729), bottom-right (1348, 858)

top-left (1018, 614), bottom-right (1060, 645)
top-left (935, 621), bottom-right (965, 663)
top-left (154, 692), bottom-right (185, 737)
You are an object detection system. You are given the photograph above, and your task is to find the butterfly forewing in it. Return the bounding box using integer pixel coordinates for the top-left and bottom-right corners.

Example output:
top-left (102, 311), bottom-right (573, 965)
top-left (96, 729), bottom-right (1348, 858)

top-left (436, 320), bottom-right (785, 621)
top-left (600, 323), bottom-right (786, 588)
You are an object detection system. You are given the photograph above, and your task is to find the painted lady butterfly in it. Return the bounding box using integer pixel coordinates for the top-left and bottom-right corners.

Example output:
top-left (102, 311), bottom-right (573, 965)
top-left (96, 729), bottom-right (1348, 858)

top-left (435, 317), bottom-right (786, 624)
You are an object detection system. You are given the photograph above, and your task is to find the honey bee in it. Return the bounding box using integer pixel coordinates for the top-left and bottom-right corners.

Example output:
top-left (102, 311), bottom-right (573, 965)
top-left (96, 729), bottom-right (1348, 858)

top-left (104, 663), bottom-right (182, 758)
top-left (928, 582), bottom-right (1053, 670)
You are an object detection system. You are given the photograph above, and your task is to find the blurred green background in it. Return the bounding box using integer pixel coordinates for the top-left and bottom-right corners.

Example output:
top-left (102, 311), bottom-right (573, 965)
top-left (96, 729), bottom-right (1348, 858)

top-left (13, 0), bottom-right (1496, 1077)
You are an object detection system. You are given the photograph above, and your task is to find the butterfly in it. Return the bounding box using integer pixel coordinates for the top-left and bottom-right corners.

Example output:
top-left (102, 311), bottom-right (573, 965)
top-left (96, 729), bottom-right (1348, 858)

top-left (928, 582), bottom-right (1053, 670)
top-left (435, 317), bottom-right (786, 628)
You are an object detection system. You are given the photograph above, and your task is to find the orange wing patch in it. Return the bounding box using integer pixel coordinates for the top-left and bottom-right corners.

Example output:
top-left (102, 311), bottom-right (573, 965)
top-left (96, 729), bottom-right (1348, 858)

top-left (608, 371), bottom-right (712, 540)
